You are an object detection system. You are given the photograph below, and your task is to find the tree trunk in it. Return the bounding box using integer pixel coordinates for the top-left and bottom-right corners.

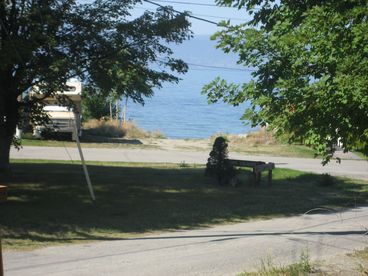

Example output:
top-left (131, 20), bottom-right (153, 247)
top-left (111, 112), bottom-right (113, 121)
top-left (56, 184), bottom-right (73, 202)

top-left (0, 134), bottom-right (12, 172)
top-left (0, 90), bottom-right (19, 171)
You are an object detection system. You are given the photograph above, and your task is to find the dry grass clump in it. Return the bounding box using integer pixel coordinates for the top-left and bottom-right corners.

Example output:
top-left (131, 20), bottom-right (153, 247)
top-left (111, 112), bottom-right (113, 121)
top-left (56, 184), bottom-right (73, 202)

top-left (124, 121), bottom-right (166, 139)
top-left (83, 119), bottom-right (166, 139)
top-left (211, 128), bottom-right (276, 146)
top-left (83, 119), bottom-right (126, 137)
top-left (242, 128), bottom-right (276, 145)
top-left (209, 129), bottom-right (316, 158)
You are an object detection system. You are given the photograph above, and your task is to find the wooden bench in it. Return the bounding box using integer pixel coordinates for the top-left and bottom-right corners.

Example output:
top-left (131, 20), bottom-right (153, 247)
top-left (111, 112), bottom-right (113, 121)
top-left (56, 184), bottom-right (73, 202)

top-left (227, 159), bottom-right (275, 185)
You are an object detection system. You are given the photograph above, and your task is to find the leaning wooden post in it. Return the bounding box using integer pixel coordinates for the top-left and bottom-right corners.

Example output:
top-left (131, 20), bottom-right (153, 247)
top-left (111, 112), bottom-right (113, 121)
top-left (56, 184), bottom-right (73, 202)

top-left (73, 113), bottom-right (95, 201)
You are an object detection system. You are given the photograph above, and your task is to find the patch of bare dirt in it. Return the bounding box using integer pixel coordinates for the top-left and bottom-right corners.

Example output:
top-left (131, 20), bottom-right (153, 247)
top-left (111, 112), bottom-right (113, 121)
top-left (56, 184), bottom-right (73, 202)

top-left (315, 251), bottom-right (368, 275)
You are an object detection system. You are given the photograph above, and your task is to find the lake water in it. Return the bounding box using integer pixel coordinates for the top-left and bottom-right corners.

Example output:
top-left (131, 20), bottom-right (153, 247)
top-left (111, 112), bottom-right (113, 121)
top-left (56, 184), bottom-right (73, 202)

top-left (126, 36), bottom-right (254, 139)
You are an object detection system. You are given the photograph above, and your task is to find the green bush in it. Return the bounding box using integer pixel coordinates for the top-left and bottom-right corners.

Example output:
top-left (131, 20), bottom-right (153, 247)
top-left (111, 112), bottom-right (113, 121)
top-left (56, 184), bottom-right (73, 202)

top-left (82, 119), bottom-right (166, 139)
top-left (205, 136), bottom-right (237, 186)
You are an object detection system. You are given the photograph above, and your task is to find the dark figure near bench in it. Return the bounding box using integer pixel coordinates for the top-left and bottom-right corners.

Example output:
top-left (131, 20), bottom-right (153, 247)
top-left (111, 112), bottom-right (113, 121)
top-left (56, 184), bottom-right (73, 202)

top-left (205, 137), bottom-right (237, 186)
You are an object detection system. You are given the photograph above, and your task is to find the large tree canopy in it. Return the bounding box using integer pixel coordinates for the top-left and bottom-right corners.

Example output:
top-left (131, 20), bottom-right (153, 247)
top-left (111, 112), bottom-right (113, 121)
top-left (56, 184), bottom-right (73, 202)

top-left (203, 0), bottom-right (368, 162)
top-left (0, 0), bottom-right (191, 169)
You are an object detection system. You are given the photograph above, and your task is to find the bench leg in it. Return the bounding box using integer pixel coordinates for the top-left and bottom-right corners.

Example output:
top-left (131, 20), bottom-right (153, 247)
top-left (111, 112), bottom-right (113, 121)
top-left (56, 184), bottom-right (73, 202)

top-left (252, 173), bottom-right (256, 186)
top-left (268, 170), bottom-right (272, 186)
top-left (253, 170), bottom-right (261, 186)
top-left (252, 168), bottom-right (257, 186)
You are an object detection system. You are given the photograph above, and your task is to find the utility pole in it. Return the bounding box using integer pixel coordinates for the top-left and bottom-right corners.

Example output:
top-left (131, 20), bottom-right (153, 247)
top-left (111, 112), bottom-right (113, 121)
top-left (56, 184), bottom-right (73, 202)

top-left (122, 97), bottom-right (128, 127)
top-left (109, 101), bottom-right (113, 120)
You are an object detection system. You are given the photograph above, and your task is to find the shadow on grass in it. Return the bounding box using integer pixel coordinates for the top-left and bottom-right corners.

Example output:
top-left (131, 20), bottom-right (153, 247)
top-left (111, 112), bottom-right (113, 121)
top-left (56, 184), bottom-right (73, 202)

top-left (81, 134), bottom-right (143, 145)
top-left (0, 162), bottom-right (367, 247)
top-left (25, 132), bottom-right (143, 145)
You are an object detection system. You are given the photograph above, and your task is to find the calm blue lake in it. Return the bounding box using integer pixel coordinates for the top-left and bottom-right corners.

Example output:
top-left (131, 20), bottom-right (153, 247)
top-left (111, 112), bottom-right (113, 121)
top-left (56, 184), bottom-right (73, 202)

top-left (126, 36), bottom-right (254, 139)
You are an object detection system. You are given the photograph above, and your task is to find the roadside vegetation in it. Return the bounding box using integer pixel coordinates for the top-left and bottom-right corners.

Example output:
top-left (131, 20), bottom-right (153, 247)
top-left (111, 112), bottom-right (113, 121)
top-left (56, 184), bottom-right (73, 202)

top-left (20, 127), bottom-right (365, 160)
top-left (1, 160), bottom-right (367, 251)
top-left (353, 151), bottom-right (368, 161)
top-left (21, 119), bottom-right (165, 148)
top-left (239, 252), bottom-right (314, 276)
top-left (83, 119), bottom-right (166, 139)
top-left (240, 248), bottom-right (368, 275)
top-left (352, 248), bottom-right (368, 274)
top-left (21, 127), bottom-right (321, 159)
top-left (211, 129), bottom-right (317, 158)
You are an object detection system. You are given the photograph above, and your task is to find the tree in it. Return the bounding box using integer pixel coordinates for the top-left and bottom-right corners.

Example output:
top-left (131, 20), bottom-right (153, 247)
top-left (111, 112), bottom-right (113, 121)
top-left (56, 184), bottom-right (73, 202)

top-left (81, 86), bottom-right (112, 120)
top-left (205, 136), bottom-right (237, 186)
top-left (0, 0), bottom-right (192, 170)
top-left (203, 0), bottom-right (368, 163)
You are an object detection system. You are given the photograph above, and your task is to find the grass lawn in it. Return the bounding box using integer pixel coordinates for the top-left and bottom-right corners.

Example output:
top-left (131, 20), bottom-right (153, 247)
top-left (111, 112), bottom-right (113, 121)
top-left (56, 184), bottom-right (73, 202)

top-left (20, 137), bottom-right (158, 149)
top-left (1, 160), bottom-right (367, 251)
top-left (354, 151), bottom-right (368, 161)
top-left (229, 143), bottom-right (316, 159)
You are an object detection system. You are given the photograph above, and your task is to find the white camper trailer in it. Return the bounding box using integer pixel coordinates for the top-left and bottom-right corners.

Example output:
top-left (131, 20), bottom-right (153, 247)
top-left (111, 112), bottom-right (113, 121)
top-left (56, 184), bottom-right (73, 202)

top-left (32, 79), bottom-right (82, 140)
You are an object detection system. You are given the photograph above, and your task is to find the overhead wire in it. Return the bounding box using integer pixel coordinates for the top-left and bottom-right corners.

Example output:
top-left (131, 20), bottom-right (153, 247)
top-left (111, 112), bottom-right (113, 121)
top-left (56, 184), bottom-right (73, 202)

top-left (147, 0), bottom-right (221, 7)
top-left (157, 58), bottom-right (253, 72)
top-left (148, 0), bottom-right (259, 10)
top-left (188, 12), bottom-right (246, 22)
top-left (143, 0), bottom-right (219, 25)
top-left (186, 62), bottom-right (254, 72)
top-left (134, 6), bottom-right (247, 22)
top-left (2, 3), bottom-right (251, 79)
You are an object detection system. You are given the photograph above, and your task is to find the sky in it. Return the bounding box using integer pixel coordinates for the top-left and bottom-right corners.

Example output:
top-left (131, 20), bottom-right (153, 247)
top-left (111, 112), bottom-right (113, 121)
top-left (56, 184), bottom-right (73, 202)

top-left (130, 0), bottom-right (252, 35)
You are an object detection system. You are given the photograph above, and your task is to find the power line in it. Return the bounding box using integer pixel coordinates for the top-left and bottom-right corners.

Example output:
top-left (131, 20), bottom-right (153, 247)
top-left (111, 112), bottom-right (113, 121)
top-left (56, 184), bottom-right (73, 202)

top-left (190, 13), bottom-right (246, 22)
top-left (148, 0), bottom-right (259, 11)
top-left (157, 58), bottom-right (254, 72)
top-left (187, 62), bottom-right (254, 72)
top-left (143, 0), bottom-right (219, 25)
top-left (189, 67), bottom-right (244, 72)
top-left (148, 0), bottom-right (221, 7)
top-left (135, 6), bottom-right (247, 22)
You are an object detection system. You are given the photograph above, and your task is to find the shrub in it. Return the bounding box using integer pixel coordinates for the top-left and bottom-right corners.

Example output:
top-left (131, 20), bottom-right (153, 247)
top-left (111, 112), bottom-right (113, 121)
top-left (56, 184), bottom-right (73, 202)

top-left (83, 119), bottom-right (166, 139)
top-left (205, 136), bottom-right (237, 186)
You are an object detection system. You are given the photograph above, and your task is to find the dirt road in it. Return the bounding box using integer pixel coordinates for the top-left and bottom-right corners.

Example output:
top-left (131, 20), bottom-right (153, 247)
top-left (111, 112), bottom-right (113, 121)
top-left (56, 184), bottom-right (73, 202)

top-left (5, 206), bottom-right (368, 275)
